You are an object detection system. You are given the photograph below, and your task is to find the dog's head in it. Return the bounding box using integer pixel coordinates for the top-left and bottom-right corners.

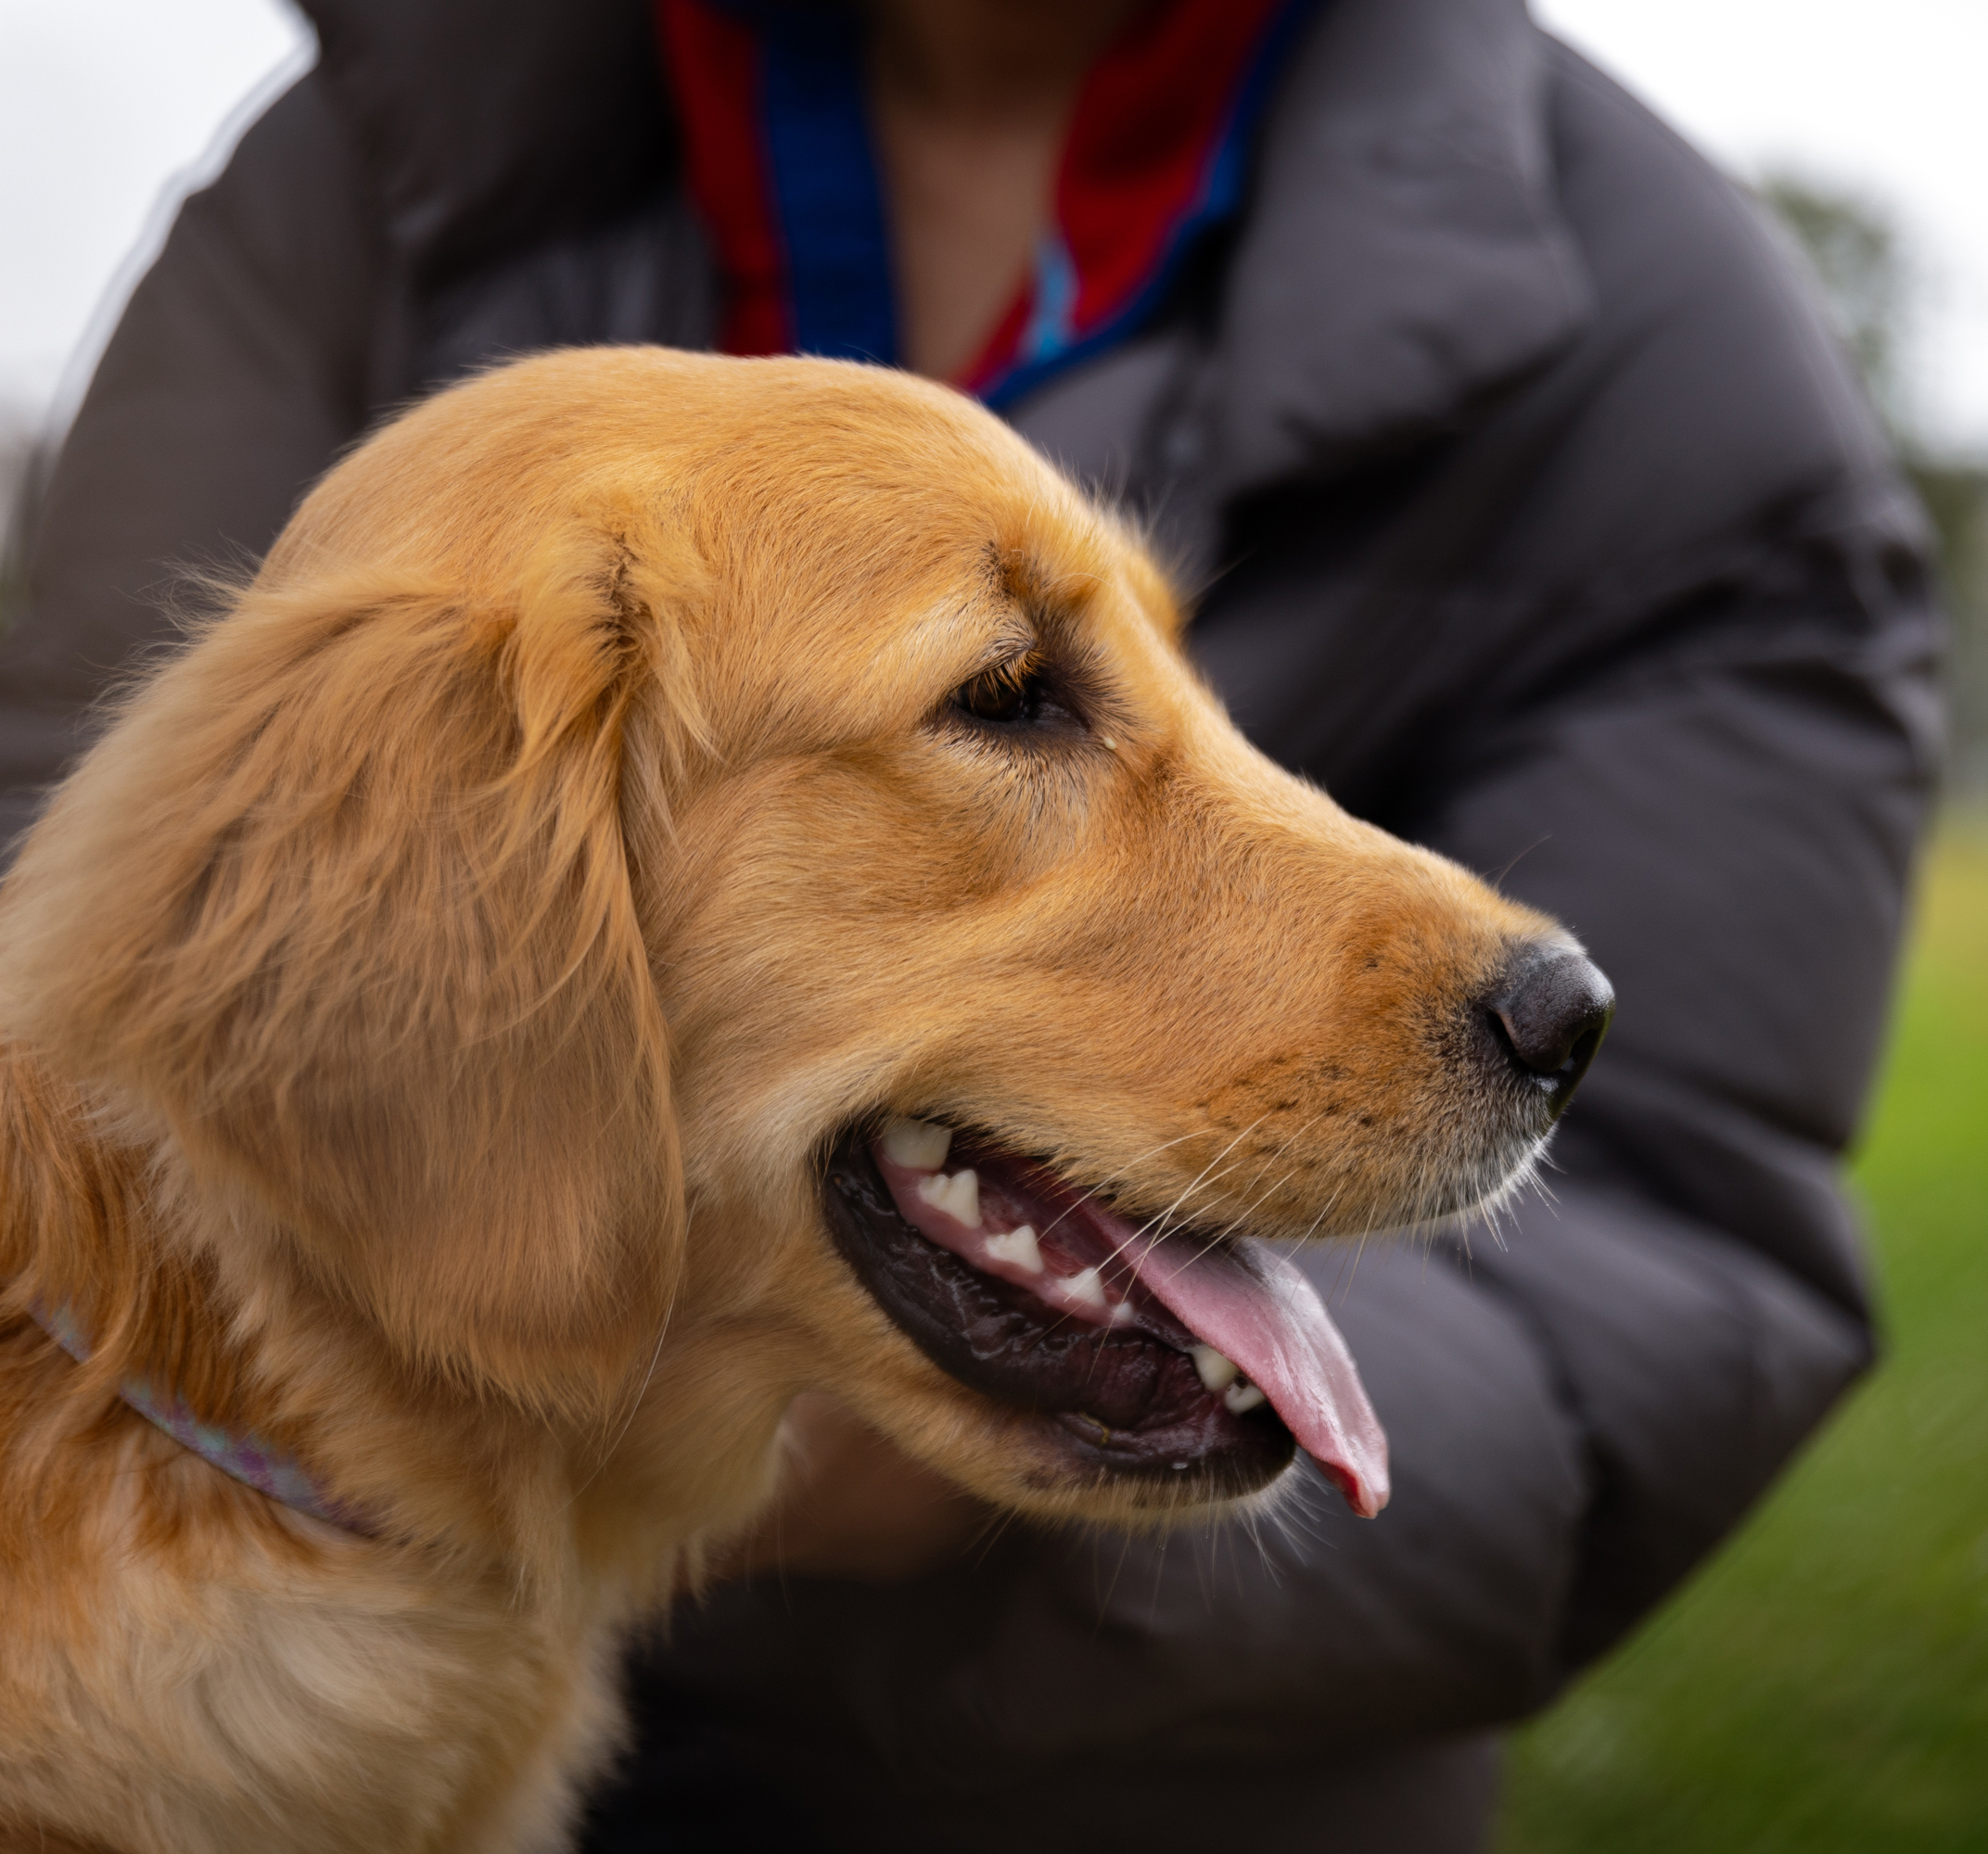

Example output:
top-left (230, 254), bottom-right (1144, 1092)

top-left (0, 349), bottom-right (1608, 1530)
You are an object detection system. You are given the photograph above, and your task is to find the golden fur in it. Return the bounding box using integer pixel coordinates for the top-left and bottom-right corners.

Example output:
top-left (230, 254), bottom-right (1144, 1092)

top-left (0, 349), bottom-right (1557, 1851)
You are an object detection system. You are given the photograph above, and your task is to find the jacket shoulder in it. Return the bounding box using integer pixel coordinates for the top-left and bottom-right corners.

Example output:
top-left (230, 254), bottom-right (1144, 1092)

top-left (303, 0), bottom-right (673, 292)
top-left (1490, 40), bottom-right (1915, 589)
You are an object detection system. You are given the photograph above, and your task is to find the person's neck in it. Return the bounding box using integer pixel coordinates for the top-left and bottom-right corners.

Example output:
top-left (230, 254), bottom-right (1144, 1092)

top-left (862, 0), bottom-right (1145, 379)
top-left (864, 0), bottom-right (1139, 126)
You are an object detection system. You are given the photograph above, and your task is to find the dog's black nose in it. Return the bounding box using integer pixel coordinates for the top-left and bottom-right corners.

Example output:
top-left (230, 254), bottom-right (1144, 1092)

top-left (1488, 948), bottom-right (1614, 1116)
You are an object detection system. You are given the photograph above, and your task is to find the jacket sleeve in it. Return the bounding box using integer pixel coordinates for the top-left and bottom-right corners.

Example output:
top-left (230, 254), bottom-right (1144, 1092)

top-left (1416, 563), bottom-right (1935, 1664)
top-left (0, 70), bottom-right (381, 855)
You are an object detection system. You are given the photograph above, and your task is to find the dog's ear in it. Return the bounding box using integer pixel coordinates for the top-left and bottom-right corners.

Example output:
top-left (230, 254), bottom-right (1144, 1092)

top-left (0, 519), bottom-right (707, 1416)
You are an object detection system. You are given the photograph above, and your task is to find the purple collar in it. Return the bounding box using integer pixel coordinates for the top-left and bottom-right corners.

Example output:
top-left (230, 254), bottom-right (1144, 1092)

top-left (29, 1300), bottom-right (372, 1535)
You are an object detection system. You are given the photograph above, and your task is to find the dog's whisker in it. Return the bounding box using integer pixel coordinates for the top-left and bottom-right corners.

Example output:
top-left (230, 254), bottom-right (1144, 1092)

top-left (1121, 1116), bottom-right (1271, 1248)
top-left (1034, 1129), bottom-right (1204, 1243)
top-left (1102, 1137), bottom-right (1269, 1272)
top-left (565, 1267), bottom-right (683, 1509)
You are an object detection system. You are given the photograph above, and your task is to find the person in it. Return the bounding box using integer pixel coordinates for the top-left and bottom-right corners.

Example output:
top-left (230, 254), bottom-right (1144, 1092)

top-left (1, 0), bottom-right (1941, 1848)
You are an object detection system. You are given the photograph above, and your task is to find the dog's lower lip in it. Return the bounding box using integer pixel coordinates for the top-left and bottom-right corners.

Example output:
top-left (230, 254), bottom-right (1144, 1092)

top-left (821, 1126), bottom-right (1298, 1492)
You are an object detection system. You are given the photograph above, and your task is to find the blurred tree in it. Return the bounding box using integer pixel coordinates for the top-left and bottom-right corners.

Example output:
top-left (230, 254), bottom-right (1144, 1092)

top-left (1913, 461), bottom-right (1988, 793)
top-left (0, 426), bottom-right (41, 643)
top-left (1761, 174), bottom-right (1987, 794)
top-left (1761, 175), bottom-right (1907, 427)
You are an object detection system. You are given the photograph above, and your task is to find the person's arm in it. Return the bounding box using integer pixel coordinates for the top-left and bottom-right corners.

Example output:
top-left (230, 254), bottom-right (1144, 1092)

top-left (1, 70), bottom-right (383, 854)
top-left (1422, 577), bottom-right (1934, 1663)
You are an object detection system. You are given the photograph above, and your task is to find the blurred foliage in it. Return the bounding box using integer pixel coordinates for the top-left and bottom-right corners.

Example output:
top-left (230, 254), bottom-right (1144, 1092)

top-left (0, 426), bottom-right (40, 640)
top-left (1499, 819), bottom-right (1988, 1851)
top-left (1761, 174), bottom-right (1907, 423)
top-left (1911, 459), bottom-right (1988, 794)
top-left (1761, 173), bottom-right (1988, 793)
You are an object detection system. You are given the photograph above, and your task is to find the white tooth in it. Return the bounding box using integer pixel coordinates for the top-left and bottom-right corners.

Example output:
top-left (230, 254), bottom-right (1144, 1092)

top-left (882, 1117), bottom-right (952, 1171)
top-left (916, 1167), bottom-right (981, 1227)
top-left (1062, 1266), bottom-right (1108, 1311)
top-left (984, 1224), bottom-right (1043, 1273)
top-left (1108, 1301), bottom-right (1137, 1326)
top-left (1223, 1380), bottom-right (1267, 1415)
top-left (1190, 1343), bottom-right (1240, 1392)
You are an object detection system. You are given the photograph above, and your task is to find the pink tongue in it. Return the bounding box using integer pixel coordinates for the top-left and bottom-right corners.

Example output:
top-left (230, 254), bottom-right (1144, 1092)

top-left (1120, 1222), bottom-right (1389, 1517)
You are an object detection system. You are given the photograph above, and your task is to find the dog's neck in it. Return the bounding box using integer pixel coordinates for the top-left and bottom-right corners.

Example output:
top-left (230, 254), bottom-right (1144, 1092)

top-left (22, 1295), bottom-right (371, 1530)
top-left (0, 1053), bottom-right (384, 1525)
top-left (1, 1055), bottom-right (502, 1549)
top-left (0, 1049), bottom-right (792, 1595)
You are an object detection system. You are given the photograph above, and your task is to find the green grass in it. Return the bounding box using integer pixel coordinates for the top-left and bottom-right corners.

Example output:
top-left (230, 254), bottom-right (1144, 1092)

top-left (1498, 817), bottom-right (1988, 1853)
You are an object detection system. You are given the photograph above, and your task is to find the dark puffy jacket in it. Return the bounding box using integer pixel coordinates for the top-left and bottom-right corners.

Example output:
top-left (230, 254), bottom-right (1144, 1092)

top-left (3, 1), bottom-right (1940, 1848)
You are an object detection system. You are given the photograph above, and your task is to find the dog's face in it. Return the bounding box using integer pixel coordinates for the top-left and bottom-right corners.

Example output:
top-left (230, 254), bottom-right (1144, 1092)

top-left (0, 349), bottom-right (1608, 1539)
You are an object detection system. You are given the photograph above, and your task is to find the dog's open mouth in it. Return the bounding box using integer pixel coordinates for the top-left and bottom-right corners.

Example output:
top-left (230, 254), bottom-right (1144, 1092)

top-left (822, 1118), bottom-right (1388, 1516)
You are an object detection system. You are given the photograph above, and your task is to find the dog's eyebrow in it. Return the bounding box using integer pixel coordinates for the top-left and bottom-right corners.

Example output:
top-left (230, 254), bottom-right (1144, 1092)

top-left (993, 547), bottom-right (1067, 612)
top-left (943, 546), bottom-right (1100, 689)
top-left (945, 554), bottom-right (1040, 664)
top-left (1001, 550), bottom-right (1110, 648)
top-left (953, 624), bottom-right (1041, 686)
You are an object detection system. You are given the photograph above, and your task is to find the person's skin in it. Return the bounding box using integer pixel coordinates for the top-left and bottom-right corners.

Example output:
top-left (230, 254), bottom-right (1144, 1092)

top-left (732, 0), bottom-right (1144, 1581)
top-left (865, 0), bottom-right (1144, 377)
top-left (720, 1391), bottom-right (992, 1583)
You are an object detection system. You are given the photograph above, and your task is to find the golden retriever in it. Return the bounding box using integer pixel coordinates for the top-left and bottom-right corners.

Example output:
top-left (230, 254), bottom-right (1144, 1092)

top-left (0, 348), bottom-right (1610, 1853)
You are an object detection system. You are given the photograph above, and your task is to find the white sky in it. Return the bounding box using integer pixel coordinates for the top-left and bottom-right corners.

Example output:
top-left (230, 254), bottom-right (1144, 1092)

top-left (0, 0), bottom-right (309, 424)
top-left (1536, 0), bottom-right (1988, 456)
top-left (3, 0), bottom-right (1986, 452)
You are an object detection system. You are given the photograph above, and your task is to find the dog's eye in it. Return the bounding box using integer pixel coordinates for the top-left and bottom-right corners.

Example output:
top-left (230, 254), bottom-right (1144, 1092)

top-left (953, 652), bottom-right (1054, 727)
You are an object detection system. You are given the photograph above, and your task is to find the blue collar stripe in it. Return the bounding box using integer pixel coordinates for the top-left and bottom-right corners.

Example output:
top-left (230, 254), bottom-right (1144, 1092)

top-left (759, 10), bottom-right (898, 365)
